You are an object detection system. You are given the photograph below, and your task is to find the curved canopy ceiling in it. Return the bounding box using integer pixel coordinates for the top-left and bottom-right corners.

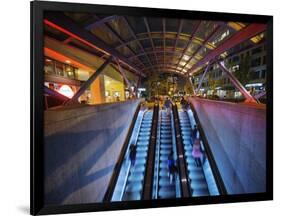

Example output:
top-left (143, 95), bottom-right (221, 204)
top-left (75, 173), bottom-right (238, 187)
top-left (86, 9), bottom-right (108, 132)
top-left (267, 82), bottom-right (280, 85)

top-left (44, 12), bottom-right (265, 77)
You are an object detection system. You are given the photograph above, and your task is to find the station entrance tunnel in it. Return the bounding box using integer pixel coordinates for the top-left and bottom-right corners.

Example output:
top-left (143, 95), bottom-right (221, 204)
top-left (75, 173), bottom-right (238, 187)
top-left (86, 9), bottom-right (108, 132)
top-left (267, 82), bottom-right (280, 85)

top-left (43, 11), bottom-right (267, 205)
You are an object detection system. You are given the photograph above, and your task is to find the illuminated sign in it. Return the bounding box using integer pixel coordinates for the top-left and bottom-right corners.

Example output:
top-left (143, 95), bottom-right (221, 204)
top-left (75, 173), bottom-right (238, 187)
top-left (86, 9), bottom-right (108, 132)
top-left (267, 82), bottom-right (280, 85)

top-left (58, 85), bottom-right (74, 98)
top-left (245, 83), bottom-right (263, 88)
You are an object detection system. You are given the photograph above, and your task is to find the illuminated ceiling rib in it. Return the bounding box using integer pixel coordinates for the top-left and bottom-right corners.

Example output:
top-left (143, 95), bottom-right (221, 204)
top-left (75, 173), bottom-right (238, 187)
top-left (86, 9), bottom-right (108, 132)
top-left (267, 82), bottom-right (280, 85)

top-left (187, 23), bottom-right (267, 75)
top-left (44, 12), bottom-right (266, 77)
top-left (44, 12), bottom-right (146, 77)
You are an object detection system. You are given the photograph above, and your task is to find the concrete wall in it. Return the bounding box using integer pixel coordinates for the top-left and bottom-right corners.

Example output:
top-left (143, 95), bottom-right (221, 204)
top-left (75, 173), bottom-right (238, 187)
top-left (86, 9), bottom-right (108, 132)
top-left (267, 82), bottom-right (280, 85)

top-left (44, 100), bottom-right (141, 205)
top-left (190, 98), bottom-right (266, 194)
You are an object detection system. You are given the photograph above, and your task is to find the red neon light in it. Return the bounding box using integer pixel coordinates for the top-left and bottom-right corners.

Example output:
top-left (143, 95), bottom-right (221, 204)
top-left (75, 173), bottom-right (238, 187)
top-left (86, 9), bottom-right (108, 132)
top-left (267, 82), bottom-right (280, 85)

top-left (44, 19), bottom-right (109, 55)
top-left (44, 47), bottom-right (93, 71)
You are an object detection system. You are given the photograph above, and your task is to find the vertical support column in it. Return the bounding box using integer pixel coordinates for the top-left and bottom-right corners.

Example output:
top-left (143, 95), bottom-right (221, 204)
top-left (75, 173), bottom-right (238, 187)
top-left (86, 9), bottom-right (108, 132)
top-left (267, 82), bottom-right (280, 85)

top-left (135, 76), bottom-right (142, 98)
top-left (65, 56), bottom-right (112, 105)
top-left (195, 61), bottom-right (212, 94)
top-left (90, 76), bottom-right (105, 104)
top-left (217, 60), bottom-right (257, 103)
top-left (188, 76), bottom-right (195, 95)
top-left (115, 58), bottom-right (139, 99)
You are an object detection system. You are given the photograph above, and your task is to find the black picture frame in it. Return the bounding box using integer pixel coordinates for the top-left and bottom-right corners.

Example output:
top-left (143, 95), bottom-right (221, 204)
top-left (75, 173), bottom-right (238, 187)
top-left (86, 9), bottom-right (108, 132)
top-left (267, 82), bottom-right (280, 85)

top-left (31, 1), bottom-right (273, 215)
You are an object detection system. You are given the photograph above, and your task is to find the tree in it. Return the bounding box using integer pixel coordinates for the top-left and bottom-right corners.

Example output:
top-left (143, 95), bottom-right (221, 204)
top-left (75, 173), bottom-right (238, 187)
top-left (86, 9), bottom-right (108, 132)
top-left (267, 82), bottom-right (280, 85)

top-left (229, 56), bottom-right (251, 85)
top-left (208, 75), bottom-right (223, 95)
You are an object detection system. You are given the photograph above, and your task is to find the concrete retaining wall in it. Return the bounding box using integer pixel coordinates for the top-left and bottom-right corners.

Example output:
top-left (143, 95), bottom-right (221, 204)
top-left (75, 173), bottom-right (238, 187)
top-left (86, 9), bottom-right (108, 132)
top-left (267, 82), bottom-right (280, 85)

top-left (190, 98), bottom-right (266, 194)
top-left (44, 100), bottom-right (141, 205)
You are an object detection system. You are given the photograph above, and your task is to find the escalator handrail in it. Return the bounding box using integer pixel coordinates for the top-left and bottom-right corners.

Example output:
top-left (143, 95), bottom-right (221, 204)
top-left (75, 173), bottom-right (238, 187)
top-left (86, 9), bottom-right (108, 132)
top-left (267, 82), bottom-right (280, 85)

top-left (172, 105), bottom-right (192, 197)
top-left (103, 103), bottom-right (142, 202)
top-left (170, 109), bottom-right (181, 197)
top-left (142, 105), bottom-right (159, 200)
top-left (189, 103), bottom-right (227, 195)
top-left (119, 109), bottom-right (147, 200)
top-left (154, 110), bottom-right (161, 199)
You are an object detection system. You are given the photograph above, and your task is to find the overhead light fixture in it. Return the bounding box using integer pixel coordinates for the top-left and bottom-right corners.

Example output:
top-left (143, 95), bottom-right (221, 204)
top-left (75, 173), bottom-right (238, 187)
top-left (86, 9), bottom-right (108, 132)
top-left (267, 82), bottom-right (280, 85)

top-left (65, 60), bottom-right (71, 64)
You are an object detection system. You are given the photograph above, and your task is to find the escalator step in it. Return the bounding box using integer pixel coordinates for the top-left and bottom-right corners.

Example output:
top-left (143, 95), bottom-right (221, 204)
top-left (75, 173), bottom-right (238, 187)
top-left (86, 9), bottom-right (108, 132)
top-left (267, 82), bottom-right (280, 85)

top-left (160, 145), bottom-right (172, 149)
top-left (184, 146), bottom-right (192, 151)
top-left (190, 181), bottom-right (208, 190)
top-left (128, 173), bottom-right (144, 182)
top-left (158, 188), bottom-right (176, 198)
top-left (159, 163), bottom-right (168, 168)
top-left (125, 182), bottom-right (143, 192)
top-left (139, 132), bottom-right (150, 136)
top-left (140, 128), bottom-right (150, 132)
top-left (161, 132), bottom-right (171, 136)
top-left (160, 155), bottom-right (169, 161)
top-left (189, 172), bottom-right (205, 180)
top-left (182, 131), bottom-right (192, 135)
top-left (134, 158), bottom-right (146, 165)
top-left (136, 152), bottom-right (147, 157)
top-left (137, 146), bottom-right (148, 151)
top-left (187, 164), bottom-right (203, 172)
top-left (159, 177), bottom-right (171, 186)
top-left (138, 136), bottom-right (150, 141)
top-left (161, 134), bottom-right (172, 139)
top-left (137, 141), bottom-right (149, 146)
top-left (192, 189), bottom-right (209, 197)
top-left (160, 139), bottom-right (172, 144)
top-left (160, 149), bottom-right (172, 155)
top-left (159, 169), bottom-right (169, 177)
top-left (182, 135), bottom-right (192, 140)
top-left (123, 191), bottom-right (141, 201)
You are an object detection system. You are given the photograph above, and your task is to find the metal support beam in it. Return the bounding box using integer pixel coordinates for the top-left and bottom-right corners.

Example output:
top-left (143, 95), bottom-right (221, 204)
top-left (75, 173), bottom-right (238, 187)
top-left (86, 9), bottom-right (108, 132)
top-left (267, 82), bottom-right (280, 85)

top-left (188, 23), bottom-right (267, 74)
top-left (135, 76), bottom-right (142, 97)
top-left (144, 17), bottom-right (159, 71)
top-left (163, 18), bottom-right (166, 70)
top-left (216, 60), bottom-right (257, 103)
top-left (65, 56), bottom-right (113, 105)
top-left (115, 58), bottom-right (135, 96)
top-left (84, 15), bottom-right (118, 30)
top-left (188, 76), bottom-right (195, 95)
top-left (44, 12), bottom-right (145, 77)
top-left (181, 24), bottom-right (221, 73)
top-left (255, 91), bottom-right (266, 100)
top-left (195, 61), bottom-right (212, 94)
top-left (122, 17), bottom-right (154, 71)
top-left (175, 21), bottom-right (201, 70)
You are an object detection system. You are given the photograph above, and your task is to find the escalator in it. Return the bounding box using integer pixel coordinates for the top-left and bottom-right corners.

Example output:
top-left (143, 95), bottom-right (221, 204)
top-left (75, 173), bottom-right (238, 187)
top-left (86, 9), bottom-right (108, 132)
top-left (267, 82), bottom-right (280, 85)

top-left (176, 105), bottom-right (226, 197)
top-left (178, 108), bottom-right (210, 197)
top-left (110, 109), bottom-right (154, 201)
top-left (122, 110), bottom-right (153, 200)
top-left (153, 110), bottom-right (180, 199)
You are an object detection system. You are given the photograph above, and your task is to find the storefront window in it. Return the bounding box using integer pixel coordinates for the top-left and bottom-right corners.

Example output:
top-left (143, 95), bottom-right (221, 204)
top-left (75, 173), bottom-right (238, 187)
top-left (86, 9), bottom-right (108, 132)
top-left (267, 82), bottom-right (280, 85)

top-left (65, 65), bottom-right (75, 79)
top-left (44, 57), bottom-right (79, 80)
top-left (55, 61), bottom-right (65, 77)
top-left (44, 58), bottom-right (55, 75)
